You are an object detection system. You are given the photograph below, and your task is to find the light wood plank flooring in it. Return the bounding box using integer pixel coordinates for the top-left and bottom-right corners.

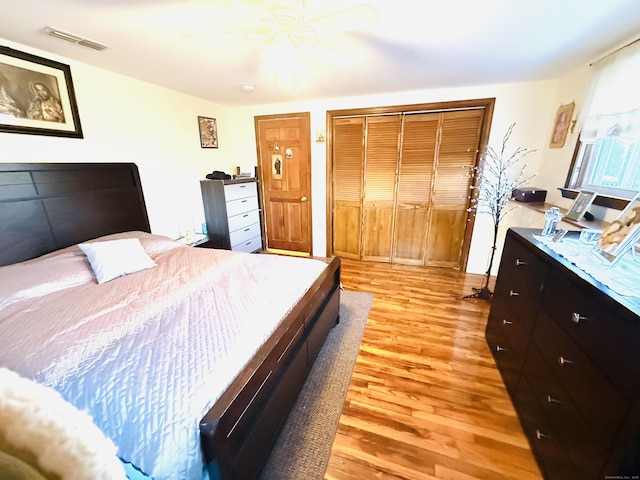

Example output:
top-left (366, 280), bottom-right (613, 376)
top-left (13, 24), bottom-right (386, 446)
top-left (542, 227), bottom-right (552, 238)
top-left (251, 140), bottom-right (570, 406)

top-left (324, 258), bottom-right (543, 480)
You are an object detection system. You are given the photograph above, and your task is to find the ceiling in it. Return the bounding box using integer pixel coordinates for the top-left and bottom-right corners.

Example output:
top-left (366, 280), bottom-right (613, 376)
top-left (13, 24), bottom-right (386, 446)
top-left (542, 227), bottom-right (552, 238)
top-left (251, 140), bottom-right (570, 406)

top-left (1, 0), bottom-right (640, 107)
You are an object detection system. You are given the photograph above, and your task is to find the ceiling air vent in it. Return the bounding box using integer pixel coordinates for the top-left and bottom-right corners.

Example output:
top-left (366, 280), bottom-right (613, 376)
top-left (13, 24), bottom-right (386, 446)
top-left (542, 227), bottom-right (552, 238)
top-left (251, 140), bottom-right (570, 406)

top-left (44, 27), bottom-right (109, 51)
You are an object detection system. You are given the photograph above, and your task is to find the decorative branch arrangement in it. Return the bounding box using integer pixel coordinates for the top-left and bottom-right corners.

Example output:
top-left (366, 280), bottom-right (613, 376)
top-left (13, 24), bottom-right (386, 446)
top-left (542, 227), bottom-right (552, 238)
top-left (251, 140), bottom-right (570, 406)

top-left (464, 123), bottom-right (536, 301)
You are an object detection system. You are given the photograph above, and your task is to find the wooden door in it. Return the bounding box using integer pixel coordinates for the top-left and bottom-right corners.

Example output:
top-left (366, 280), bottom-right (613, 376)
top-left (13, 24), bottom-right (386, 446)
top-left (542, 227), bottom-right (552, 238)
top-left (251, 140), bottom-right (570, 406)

top-left (425, 110), bottom-right (483, 268)
top-left (255, 113), bottom-right (312, 254)
top-left (393, 113), bottom-right (438, 265)
top-left (361, 115), bottom-right (401, 262)
top-left (330, 102), bottom-right (488, 270)
top-left (332, 117), bottom-right (364, 259)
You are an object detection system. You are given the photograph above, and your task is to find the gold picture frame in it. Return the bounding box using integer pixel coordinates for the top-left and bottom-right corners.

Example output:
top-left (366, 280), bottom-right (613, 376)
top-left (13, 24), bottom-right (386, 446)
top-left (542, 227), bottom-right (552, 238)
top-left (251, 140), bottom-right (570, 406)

top-left (549, 102), bottom-right (575, 148)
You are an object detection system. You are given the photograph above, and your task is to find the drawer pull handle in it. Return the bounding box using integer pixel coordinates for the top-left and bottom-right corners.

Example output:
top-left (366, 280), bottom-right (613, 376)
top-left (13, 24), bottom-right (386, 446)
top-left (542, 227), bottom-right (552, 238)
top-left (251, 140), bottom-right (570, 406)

top-left (245, 241), bottom-right (251, 245)
top-left (243, 214), bottom-right (249, 218)
top-left (571, 312), bottom-right (587, 323)
top-left (515, 259), bottom-right (527, 266)
top-left (244, 228), bottom-right (250, 232)
top-left (240, 185), bottom-right (246, 188)
top-left (546, 395), bottom-right (562, 404)
top-left (536, 430), bottom-right (550, 440)
top-left (502, 319), bottom-right (512, 325)
top-left (496, 345), bottom-right (506, 352)
top-left (558, 356), bottom-right (574, 366)
top-left (509, 290), bottom-right (519, 297)
top-left (241, 200), bottom-right (247, 203)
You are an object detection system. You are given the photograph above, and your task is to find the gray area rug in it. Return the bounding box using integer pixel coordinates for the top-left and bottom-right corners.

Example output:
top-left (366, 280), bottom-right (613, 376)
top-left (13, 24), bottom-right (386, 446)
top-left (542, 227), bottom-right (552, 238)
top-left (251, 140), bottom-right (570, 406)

top-left (260, 289), bottom-right (374, 480)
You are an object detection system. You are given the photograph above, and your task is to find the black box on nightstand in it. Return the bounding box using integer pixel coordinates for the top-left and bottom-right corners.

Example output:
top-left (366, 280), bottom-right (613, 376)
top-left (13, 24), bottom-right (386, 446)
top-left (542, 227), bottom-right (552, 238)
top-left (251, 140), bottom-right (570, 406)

top-left (512, 187), bottom-right (547, 203)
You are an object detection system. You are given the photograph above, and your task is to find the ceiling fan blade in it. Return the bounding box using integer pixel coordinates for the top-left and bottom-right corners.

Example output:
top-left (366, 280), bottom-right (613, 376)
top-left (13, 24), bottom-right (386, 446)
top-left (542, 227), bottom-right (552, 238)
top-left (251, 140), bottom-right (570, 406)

top-left (213, 32), bottom-right (270, 40)
top-left (238, 0), bottom-right (278, 22)
top-left (303, 42), bottom-right (353, 67)
top-left (304, 4), bottom-right (379, 36)
top-left (202, 0), bottom-right (270, 38)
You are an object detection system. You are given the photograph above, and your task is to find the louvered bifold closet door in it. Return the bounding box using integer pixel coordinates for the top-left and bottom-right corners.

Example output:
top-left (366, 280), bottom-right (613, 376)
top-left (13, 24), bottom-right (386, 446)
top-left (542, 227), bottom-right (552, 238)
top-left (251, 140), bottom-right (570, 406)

top-left (362, 115), bottom-right (401, 262)
top-left (333, 117), bottom-right (365, 259)
top-left (425, 110), bottom-right (482, 268)
top-left (393, 113), bottom-right (438, 265)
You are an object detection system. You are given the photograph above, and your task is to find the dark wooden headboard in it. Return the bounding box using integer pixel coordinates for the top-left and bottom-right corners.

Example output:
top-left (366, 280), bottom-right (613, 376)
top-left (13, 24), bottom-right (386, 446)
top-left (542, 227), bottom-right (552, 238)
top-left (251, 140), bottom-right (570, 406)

top-left (0, 163), bottom-right (150, 267)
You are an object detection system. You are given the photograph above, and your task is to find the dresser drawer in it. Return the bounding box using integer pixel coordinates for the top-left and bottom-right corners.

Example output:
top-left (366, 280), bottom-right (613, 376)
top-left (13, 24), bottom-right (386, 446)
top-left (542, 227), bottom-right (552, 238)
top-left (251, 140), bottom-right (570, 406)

top-left (232, 235), bottom-right (261, 253)
top-left (488, 293), bottom-right (529, 365)
top-left (494, 239), bottom-right (548, 332)
top-left (533, 309), bottom-right (629, 447)
top-left (226, 195), bottom-right (259, 217)
top-left (515, 379), bottom-right (581, 480)
top-left (230, 222), bottom-right (261, 248)
top-left (486, 319), bottom-right (522, 397)
top-left (523, 344), bottom-right (608, 475)
top-left (541, 269), bottom-right (640, 400)
top-left (224, 181), bottom-right (257, 201)
top-left (228, 209), bottom-right (260, 233)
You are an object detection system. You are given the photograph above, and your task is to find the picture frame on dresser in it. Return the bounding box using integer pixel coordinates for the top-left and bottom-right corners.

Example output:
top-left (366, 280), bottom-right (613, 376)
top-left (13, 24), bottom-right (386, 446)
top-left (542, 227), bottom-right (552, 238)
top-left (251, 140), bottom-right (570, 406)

top-left (0, 45), bottom-right (83, 138)
top-left (565, 189), bottom-right (598, 221)
top-left (596, 193), bottom-right (640, 264)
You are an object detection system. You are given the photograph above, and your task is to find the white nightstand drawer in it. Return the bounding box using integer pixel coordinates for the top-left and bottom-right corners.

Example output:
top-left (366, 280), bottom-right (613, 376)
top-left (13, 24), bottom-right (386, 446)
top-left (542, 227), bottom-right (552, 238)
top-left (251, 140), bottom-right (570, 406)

top-left (227, 209), bottom-right (260, 232)
top-left (230, 222), bottom-right (261, 247)
top-left (232, 235), bottom-right (261, 253)
top-left (224, 182), bottom-right (257, 201)
top-left (226, 195), bottom-right (259, 216)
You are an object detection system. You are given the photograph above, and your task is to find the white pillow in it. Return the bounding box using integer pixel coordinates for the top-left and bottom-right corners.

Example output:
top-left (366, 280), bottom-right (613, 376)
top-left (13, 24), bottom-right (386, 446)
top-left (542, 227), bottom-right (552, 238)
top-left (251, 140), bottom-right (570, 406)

top-left (78, 238), bottom-right (157, 284)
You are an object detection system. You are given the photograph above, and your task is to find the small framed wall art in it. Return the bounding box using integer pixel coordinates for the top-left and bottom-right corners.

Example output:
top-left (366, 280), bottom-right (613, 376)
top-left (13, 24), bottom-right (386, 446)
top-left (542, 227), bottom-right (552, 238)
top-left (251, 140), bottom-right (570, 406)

top-left (271, 153), bottom-right (282, 180)
top-left (198, 116), bottom-right (218, 148)
top-left (549, 102), bottom-right (575, 148)
top-left (0, 45), bottom-right (83, 138)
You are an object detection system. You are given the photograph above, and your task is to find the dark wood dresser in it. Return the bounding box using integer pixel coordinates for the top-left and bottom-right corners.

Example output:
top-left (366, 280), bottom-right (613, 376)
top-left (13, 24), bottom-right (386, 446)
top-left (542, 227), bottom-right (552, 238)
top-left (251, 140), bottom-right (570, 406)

top-left (486, 227), bottom-right (640, 479)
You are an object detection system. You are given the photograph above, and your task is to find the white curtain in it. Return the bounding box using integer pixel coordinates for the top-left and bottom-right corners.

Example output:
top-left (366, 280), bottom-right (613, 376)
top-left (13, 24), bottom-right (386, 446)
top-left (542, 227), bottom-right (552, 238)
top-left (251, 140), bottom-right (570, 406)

top-left (580, 40), bottom-right (640, 142)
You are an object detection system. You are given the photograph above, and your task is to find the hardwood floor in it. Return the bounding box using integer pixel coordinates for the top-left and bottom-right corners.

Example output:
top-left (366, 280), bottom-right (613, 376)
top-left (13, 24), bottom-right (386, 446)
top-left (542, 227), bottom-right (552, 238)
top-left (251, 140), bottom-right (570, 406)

top-left (324, 258), bottom-right (543, 480)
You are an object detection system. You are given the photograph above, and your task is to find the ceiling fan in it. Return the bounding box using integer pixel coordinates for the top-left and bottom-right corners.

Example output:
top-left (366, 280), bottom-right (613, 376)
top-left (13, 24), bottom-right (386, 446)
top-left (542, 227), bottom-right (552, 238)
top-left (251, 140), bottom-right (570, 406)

top-left (225, 1), bottom-right (379, 70)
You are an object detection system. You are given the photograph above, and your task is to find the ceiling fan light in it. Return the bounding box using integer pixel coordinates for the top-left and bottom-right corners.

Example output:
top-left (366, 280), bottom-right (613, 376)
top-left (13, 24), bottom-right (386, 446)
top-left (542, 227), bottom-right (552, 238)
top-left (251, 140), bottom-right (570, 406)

top-left (259, 40), bottom-right (302, 73)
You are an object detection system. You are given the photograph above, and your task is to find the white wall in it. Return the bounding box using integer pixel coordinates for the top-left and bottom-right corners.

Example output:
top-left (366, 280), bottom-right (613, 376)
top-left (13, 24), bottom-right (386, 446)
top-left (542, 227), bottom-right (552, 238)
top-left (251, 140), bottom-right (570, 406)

top-left (0, 38), bottom-right (232, 239)
top-left (2, 37), bottom-right (599, 274)
top-left (225, 80), bottom-right (562, 273)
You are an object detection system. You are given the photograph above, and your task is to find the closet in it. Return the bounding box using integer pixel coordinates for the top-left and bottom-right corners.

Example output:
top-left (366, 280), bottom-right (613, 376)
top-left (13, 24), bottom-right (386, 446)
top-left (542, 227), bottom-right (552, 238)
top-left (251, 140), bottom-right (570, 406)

top-left (331, 106), bottom-right (487, 269)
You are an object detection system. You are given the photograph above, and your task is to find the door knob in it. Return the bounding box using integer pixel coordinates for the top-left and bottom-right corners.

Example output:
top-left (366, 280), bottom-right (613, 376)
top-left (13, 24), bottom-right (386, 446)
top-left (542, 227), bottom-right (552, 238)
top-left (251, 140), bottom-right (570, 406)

top-left (301, 196), bottom-right (308, 202)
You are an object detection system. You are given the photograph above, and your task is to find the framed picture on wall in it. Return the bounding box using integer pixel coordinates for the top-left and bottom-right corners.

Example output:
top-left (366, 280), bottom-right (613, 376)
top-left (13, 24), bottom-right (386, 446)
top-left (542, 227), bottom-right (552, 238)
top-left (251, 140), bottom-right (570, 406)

top-left (198, 116), bottom-right (218, 148)
top-left (549, 102), bottom-right (575, 148)
top-left (565, 190), bottom-right (598, 221)
top-left (0, 46), bottom-right (83, 138)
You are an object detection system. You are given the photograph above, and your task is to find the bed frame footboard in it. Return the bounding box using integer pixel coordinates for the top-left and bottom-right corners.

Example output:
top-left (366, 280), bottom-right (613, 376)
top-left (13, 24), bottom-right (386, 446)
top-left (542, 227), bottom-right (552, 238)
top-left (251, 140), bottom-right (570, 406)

top-left (200, 256), bottom-right (341, 480)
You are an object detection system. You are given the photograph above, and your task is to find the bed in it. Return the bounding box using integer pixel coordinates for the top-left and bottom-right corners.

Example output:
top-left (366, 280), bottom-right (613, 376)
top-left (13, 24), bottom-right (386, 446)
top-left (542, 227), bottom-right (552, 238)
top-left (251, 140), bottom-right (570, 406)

top-left (0, 162), bottom-right (341, 480)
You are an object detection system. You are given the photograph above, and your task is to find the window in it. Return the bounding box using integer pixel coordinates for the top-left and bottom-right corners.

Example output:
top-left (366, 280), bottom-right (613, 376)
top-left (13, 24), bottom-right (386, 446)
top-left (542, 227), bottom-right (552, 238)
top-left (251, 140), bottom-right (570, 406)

top-left (567, 40), bottom-right (640, 200)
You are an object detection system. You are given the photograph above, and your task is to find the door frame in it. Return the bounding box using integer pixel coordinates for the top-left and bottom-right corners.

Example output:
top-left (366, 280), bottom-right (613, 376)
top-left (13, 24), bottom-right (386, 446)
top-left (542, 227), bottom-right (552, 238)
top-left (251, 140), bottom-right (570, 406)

top-left (326, 98), bottom-right (495, 271)
top-left (254, 111), bottom-right (313, 255)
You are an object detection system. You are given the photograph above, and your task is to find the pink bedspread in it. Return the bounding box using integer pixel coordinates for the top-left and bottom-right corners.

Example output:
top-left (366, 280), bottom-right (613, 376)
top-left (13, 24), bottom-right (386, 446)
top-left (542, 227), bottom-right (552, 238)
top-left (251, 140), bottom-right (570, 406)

top-left (0, 231), bottom-right (328, 480)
